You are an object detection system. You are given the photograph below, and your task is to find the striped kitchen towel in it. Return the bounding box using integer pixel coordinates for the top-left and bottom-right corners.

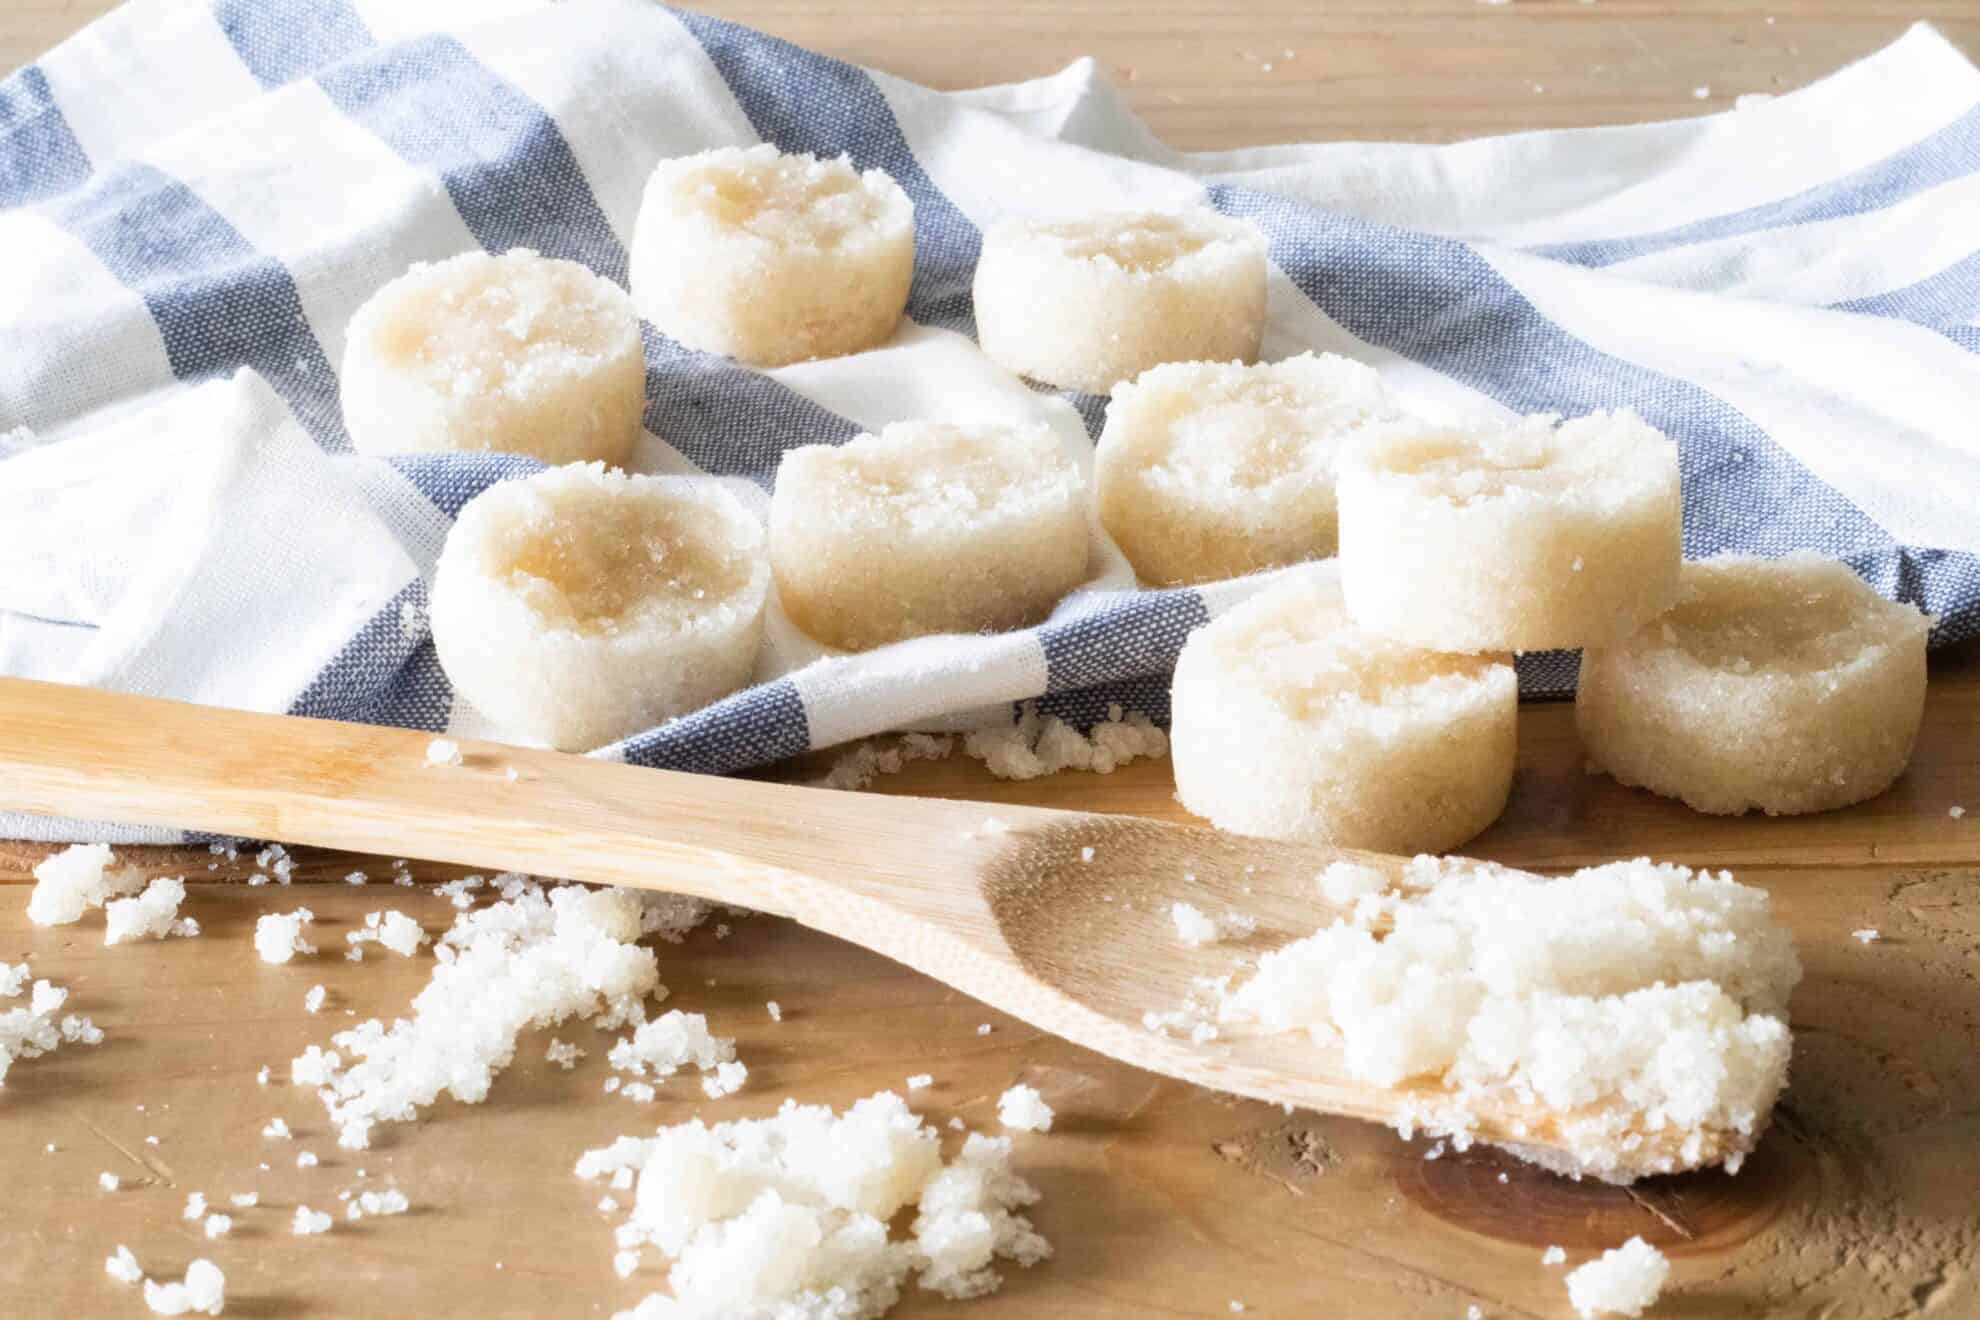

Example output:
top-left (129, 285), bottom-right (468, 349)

top-left (3, 0), bottom-right (1978, 843)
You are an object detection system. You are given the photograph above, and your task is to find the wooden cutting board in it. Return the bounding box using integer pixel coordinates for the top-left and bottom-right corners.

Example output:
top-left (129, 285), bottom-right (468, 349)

top-left (4, 2), bottom-right (1978, 1316)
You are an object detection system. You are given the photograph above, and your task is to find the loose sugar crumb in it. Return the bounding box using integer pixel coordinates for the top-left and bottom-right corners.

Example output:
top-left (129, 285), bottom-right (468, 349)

top-left (229, 1193), bottom-right (258, 1209)
top-left (997, 1084), bottom-right (1055, 1133)
top-left (545, 1038), bottom-right (584, 1069)
top-left (28, 843), bottom-right (145, 926)
top-left (203, 1214), bottom-right (232, 1239)
top-left (766, 1000), bottom-right (783, 1022)
top-left (304, 985), bottom-right (327, 1014)
top-left (262, 1118), bottom-right (292, 1141)
top-left (99, 1172), bottom-right (121, 1192)
top-left (293, 1206), bottom-right (333, 1236)
top-left (425, 738), bottom-right (464, 767)
top-left (296, 1151), bottom-right (319, 1169)
top-left (906, 1074), bottom-right (933, 1091)
top-left (814, 733), bottom-right (956, 791)
top-left (977, 1023), bottom-right (993, 1036)
top-left (581, 1090), bottom-right (1049, 1315)
top-left (104, 877), bottom-right (199, 945)
top-left (345, 910), bottom-right (429, 957)
top-left (182, 1192), bottom-right (207, 1221)
top-left (1565, 1237), bottom-right (1669, 1317)
top-left (105, 1245), bottom-right (142, 1285)
top-left (962, 702), bottom-right (1168, 781)
top-left (141, 1259), bottom-right (224, 1316)
top-left (1169, 902), bottom-right (1257, 948)
top-left (1852, 929), bottom-right (1880, 944)
top-left (1, 965), bottom-right (102, 1084)
top-left (1952, 805), bottom-right (1966, 819)
top-left (254, 908), bottom-right (316, 964)
top-left (1543, 1245), bottom-right (1568, 1265)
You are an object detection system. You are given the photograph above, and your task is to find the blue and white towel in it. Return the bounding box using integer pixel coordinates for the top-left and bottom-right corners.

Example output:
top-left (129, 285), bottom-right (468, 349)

top-left (4, 0), bottom-right (1978, 843)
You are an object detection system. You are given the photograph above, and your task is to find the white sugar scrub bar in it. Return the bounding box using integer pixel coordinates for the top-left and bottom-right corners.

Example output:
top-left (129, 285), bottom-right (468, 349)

top-left (341, 248), bottom-right (644, 466)
top-left (431, 462), bottom-right (769, 751)
top-left (1577, 552), bottom-right (1930, 816)
top-left (1170, 566), bottom-right (1516, 854)
top-left (630, 144), bottom-right (914, 366)
top-left (770, 419), bottom-right (1089, 651)
top-left (1219, 855), bottom-right (1800, 1181)
top-left (1095, 354), bottom-right (1404, 586)
top-left (1337, 409), bottom-right (1682, 652)
top-left (973, 208), bottom-right (1268, 394)
top-left (578, 1091), bottom-right (1049, 1316)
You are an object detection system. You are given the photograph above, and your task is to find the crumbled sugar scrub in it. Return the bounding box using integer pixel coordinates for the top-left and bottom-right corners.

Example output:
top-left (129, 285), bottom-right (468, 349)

top-left (431, 463), bottom-right (770, 751)
top-left (579, 1091), bottom-right (1049, 1318)
top-left (1565, 1237), bottom-right (1669, 1317)
top-left (254, 908), bottom-right (316, 964)
top-left (303, 985), bottom-right (327, 1013)
top-left (1096, 354), bottom-right (1404, 585)
top-left (293, 882), bottom-right (702, 1150)
top-left (770, 420), bottom-right (1089, 651)
top-left (203, 1214), bottom-right (231, 1239)
top-left (814, 733), bottom-right (956, 791)
top-left (906, 1074), bottom-right (933, 1091)
top-left (973, 208), bottom-right (1268, 394)
top-left (105, 1245), bottom-right (141, 1285)
top-left (99, 1172), bottom-right (121, 1192)
top-left (424, 738), bottom-right (463, 767)
top-left (997, 1084), bottom-right (1054, 1132)
top-left (345, 910), bottom-right (429, 957)
top-left (341, 248), bottom-right (643, 466)
top-left (1543, 1246), bottom-right (1567, 1266)
top-left (348, 1189), bottom-right (410, 1220)
top-left (1170, 903), bottom-right (1256, 948)
top-left (1219, 855), bottom-right (1800, 1180)
top-left (1852, 929), bottom-right (1880, 944)
top-left (630, 144), bottom-right (913, 366)
top-left (607, 1010), bottom-right (739, 1092)
top-left (1, 963), bottom-right (101, 1085)
top-left (103, 877), bottom-right (199, 944)
top-left (1337, 410), bottom-right (1681, 651)
top-left (1171, 566), bottom-right (1516, 853)
top-left (28, 842), bottom-right (145, 925)
top-left (1577, 553), bottom-right (1930, 815)
top-left (961, 702), bottom-right (1168, 781)
top-left (293, 1206), bottom-right (333, 1236)
top-left (142, 1259), bottom-right (225, 1316)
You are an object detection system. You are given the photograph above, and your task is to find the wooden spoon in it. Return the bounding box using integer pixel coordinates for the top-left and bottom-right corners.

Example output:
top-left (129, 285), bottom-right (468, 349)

top-left (0, 676), bottom-right (1724, 1179)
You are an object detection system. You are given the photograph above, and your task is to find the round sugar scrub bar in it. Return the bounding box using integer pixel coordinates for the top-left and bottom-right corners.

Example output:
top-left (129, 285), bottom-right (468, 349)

top-left (1577, 552), bottom-right (1929, 816)
top-left (1096, 353), bottom-right (1401, 586)
top-left (630, 145), bottom-right (914, 366)
top-left (430, 463), bottom-right (769, 752)
top-left (1337, 409), bottom-right (1682, 652)
top-left (1170, 565), bottom-right (1517, 853)
top-left (342, 249), bottom-right (643, 465)
top-left (972, 208), bottom-right (1268, 394)
top-left (769, 419), bottom-right (1089, 651)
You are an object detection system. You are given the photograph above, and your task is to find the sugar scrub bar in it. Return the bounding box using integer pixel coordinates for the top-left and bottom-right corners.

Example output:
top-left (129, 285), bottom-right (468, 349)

top-left (770, 419), bottom-right (1089, 651)
top-left (431, 463), bottom-right (769, 751)
top-left (1337, 410), bottom-right (1681, 652)
top-left (631, 145), bottom-right (914, 366)
top-left (1222, 855), bottom-right (1800, 1181)
top-left (341, 249), bottom-right (644, 465)
top-left (1578, 552), bottom-right (1930, 815)
top-left (1095, 353), bottom-right (1402, 586)
top-left (973, 209), bottom-right (1267, 394)
top-left (1170, 565), bottom-right (1516, 854)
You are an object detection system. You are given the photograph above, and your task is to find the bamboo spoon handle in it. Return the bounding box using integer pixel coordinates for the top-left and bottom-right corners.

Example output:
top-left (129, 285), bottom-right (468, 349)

top-left (0, 677), bottom-right (1018, 926)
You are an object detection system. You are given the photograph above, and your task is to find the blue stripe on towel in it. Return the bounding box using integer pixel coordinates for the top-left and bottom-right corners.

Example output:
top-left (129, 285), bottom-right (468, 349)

top-left (43, 162), bottom-right (347, 449)
top-left (290, 579), bottom-right (450, 730)
top-left (214, 0), bottom-right (373, 90)
top-left (1533, 104), bottom-right (1980, 268)
top-left (0, 66), bottom-right (91, 208)
top-left (383, 451), bottom-right (545, 518)
top-left (1037, 589), bottom-right (1209, 696)
top-left (617, 678), bottom-right (811, 773)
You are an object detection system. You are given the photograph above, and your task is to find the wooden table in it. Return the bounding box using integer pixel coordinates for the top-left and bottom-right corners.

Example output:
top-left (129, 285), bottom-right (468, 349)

top-left (5, 3), bottom-right (1979, 1317)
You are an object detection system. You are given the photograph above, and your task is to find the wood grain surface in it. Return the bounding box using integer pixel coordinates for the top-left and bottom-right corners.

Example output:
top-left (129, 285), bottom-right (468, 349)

top-left (4, 2), bottom-right (1979, 1318)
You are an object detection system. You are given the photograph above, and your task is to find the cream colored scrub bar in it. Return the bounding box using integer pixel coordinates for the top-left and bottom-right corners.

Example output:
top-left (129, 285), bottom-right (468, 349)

top-left (1170, 565), bottom-right (1516, 854)
top-left (1577, 552), bottom-right (1929, 815)
top-left (1337, 409), bottom-right (1681, 652)
top-left (973, 209), bottom-right (1268, 394)
top-left (770, 418), bottom-right (1089, 652)
top-left (341, 249), bottom-right (644, 466)
top-left (1096, 353), bottom-right (1401, 586)
top-left (430, 463), bottom-right (769, 751)
top-left (630, 144), bottom-right (914, 366)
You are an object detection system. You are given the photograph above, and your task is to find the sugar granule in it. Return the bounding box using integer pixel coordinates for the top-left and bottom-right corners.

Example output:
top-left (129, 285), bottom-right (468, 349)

top-left (141, 1258), bottom-right (224, 1316)
top-left (963, 702), bottom-right (1167, 781)
top-left (104, 877), bottom-right (199, 945)
top-left (906, 1074), bottom-right (933, 1091)
top-left (105, 1245), bottom-right (141, 1284)
top-left (345, 910), bottom-right (429, 958)
top-left (1852, 929), bottom-right (1880, 944)
top-left (425, 738), bottom-right (464, 767)
top-left (98, 1172), bottom-right (120, 1192)
top-left (1, 966), bottom-right (101, 1085)
top-left (304, 985), bottom-right (327, 1014)
top-left (1565, 1236), bottom-right (1669, 1317)
top-left (28, 843), bottom-right (145, 926)
top-left (997, 1084), bottom-right (1055, 1133)
top-left (203, 1214), bottom-right (232, 1239)
top-left (182, 1192), bottom-right (206, 1220)
top-left (293, 1206), bottom-right (333, 1236)
top-left (254, 908), bottom-right (316, 964)
top-left (1543, 1245), bottom-right (1567, 1265)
